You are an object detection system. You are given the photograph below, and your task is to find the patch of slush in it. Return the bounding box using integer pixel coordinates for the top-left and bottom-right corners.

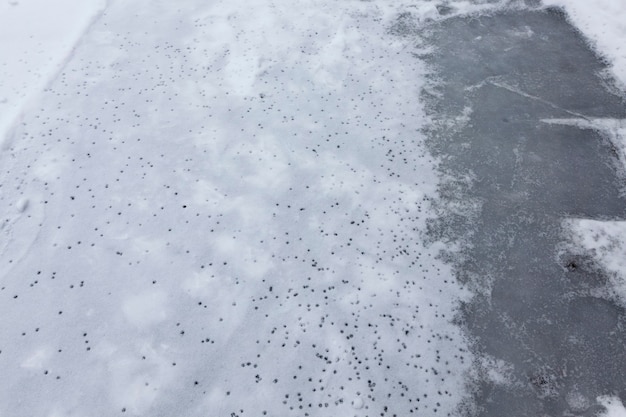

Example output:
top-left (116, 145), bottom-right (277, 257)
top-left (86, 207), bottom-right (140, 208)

top-left (0, 0), bottom-right (511, 415)
top-left (0, 0), bottom-right (106, 148)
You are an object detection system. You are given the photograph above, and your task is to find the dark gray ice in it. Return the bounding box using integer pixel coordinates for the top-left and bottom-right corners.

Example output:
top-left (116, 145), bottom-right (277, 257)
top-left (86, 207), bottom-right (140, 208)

top-left (420, 8), bottom-right (626, 416)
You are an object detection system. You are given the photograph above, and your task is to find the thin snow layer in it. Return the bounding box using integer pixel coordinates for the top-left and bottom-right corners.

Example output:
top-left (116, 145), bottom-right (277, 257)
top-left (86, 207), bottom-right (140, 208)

top-left (565, 218), bottom-right (626, 306)
top-left (543, 0), bottom-right (626, 90)
top-left (0, 0), bottom-right (106, 148)
top-left (0, 0), bottom-right (475, 416)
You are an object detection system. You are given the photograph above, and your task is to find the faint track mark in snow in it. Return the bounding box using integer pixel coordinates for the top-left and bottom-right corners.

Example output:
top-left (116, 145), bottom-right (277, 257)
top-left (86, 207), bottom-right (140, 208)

top-left (0, 189), bottom-right (44, 279)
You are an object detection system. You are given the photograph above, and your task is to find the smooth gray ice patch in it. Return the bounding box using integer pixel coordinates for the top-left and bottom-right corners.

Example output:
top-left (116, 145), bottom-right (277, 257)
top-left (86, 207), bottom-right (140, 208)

top-left (420, 8), bottom-right (626, 417)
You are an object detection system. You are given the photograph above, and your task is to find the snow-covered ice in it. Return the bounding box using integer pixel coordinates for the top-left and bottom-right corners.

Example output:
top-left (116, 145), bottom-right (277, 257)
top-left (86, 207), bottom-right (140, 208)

top-left (0, 0), bottom-right (480, 415)
top-left (0, 0), bottom-right (105, 148)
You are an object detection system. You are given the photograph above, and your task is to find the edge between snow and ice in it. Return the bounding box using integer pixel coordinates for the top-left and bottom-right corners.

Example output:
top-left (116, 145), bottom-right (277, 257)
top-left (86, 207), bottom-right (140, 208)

top-left (393, 1), bottom-right (626, 414)
top-left (545, 10), bottom-right (626, 417)
top-left (0, 1), bottom-right (482, 415)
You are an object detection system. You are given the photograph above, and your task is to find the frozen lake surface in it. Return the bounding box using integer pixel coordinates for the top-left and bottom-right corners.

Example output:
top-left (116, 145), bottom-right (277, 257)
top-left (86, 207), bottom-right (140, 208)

top-left (1, 1), bottom-right (626, 416)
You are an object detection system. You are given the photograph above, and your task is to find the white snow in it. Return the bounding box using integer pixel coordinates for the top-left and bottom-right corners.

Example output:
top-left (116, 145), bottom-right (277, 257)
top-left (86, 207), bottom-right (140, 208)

top-left (0, 0), bottom-right (106, 148)
top-left (352, 396), bottom-right (364, 409)
top-left (565, 218), bottom-right (626, 306)
top-left (598, 396), bottom-right (626, 417)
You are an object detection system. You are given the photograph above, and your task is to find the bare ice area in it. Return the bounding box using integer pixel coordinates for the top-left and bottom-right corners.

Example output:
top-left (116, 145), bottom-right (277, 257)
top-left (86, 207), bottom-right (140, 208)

top-left (2, 0), bottom-right (626, 416)
top-left (415, 5), bottom-right (626, 416)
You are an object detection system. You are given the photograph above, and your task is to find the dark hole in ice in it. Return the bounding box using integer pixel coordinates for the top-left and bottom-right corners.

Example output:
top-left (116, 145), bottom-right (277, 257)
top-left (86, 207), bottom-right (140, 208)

top-left (565, 260), bottom-right (578, 272)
